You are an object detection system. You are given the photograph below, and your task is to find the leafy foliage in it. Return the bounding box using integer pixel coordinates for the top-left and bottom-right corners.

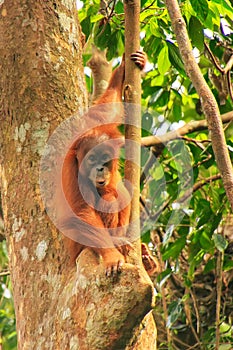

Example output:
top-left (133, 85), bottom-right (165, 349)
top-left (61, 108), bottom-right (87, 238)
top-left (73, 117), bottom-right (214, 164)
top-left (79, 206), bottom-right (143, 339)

top-left (0, 241), bottom-right (17, 350)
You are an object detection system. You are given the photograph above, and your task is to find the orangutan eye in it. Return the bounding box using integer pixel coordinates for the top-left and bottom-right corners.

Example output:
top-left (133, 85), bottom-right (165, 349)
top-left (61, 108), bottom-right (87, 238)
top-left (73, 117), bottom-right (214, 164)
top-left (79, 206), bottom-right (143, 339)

top-left (102, 153), bottom-right (111, 163)
top-left (88, 154), bottom-right (96, 163)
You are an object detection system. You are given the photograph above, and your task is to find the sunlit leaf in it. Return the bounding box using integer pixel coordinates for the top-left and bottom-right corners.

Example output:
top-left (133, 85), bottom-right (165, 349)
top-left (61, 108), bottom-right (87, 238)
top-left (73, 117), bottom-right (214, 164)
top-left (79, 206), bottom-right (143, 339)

top-left (150, 18), bottom-right (161, 37)
top-left (157, 45), bottom-right (171, 75)
top-left (115, 1), bottom-right (124, 14)
top-left (167, 41), bottom-right (186, 76)
top-left (162, 236), bottom-right (186, 260)
top-left (213, 233), bottom-right (228, 252)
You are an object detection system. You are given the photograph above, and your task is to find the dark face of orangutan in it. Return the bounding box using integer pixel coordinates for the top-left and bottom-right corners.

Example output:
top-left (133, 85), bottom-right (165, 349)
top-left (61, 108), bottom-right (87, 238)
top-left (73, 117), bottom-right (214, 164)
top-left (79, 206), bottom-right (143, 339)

top-left (78, 142), bottom-right (115, 189)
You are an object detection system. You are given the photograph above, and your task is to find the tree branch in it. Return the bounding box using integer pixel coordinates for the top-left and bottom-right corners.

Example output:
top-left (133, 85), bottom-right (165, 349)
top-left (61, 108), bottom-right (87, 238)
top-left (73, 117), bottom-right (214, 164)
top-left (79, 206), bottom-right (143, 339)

top-left (204, 42), bottom-right (233, 103)
top-left (142, 174), bottom-right (221, 223)
top-left (124, 0), bottom-right (142, 264)
top-left (141, 111), bottom-right (233, 148)
top-left (0, 270), bottom-right (10, 277)
top-left (164, 0), bottom-right (233, 210)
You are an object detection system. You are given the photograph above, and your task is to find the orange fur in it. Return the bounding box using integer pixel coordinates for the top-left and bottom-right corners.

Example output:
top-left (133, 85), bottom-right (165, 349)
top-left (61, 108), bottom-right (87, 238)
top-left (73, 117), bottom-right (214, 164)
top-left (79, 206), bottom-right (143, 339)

top-left (61, 52), bottom-right (146, 276)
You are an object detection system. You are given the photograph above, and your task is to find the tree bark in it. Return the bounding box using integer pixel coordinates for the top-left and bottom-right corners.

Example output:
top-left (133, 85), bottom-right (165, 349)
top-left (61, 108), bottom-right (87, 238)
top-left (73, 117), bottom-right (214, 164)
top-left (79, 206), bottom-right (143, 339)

top-left (124, 0), bottom-right (142, 266)
top-left (0, 1), bottom-right (155, 348)
top-left (0, 0), bottom-right (86, 347)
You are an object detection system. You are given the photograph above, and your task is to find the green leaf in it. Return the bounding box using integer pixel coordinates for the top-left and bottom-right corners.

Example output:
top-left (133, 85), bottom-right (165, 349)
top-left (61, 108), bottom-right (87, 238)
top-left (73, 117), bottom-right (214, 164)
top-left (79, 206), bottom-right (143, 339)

top-left (157, 268), bottom-right (172, 284)
top-left (204, 258), bottom-right (216, 273)
top-left (210, 212), bottom-right (223, 232)
top-left (162, 236), bottom-right (186, 260)
top-left (150, 18), bottom-right (161, 37)
top-left (141, 230), bottom-right (151, 244)
top-left (90, 14), bottom-right (104, 23)
top-left (196, 201), bottom-right (212, 228)
top-left (188, 16), bottom-right (204, 51)
top-left (212, 0), bottom-right (233, 16)
top-left (81, 16), bottom-right (92, 39)
top-left (167, 41), bottom-right (186, 76)
top-left (94, 22), bottom-right (111, 49)
top-left (157, 45), bottom-right (171, 75)
top-left (190, 0), bottom-right (209, 22)
top-left (142, 112), bottom-right (153, 132)
top-left (199, 55), bottom-right (213, 69)
top-left (141, 0), bottom-right (148, 7)
top-left (151, 164), bottom-right (165, 181)
top-left (156, 90), bottom-right (170, 107)
top-left (213, 233), bottom-right (228, 252)
top-left (106, 30), bottom-right (124, 60)
top-left (148, 87), bottom-right (163, 106)
top-left (172, 102), bottom-right (182, 121)
top-left (167, 300), bottom-right (183, 328)
top-left (115, 1), bottom-right (124, 14)
top-left (188, 248), bottom-right (205, 278)
top-left (200, 231), bottom-right (214, 250)
top-left (223, 259), bottom-right (233, 271)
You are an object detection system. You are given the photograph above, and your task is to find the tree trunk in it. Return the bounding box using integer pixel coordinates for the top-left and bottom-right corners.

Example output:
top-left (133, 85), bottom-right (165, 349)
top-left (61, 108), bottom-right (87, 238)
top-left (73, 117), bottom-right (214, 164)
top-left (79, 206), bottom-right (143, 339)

top-left (124, 0), bottom-right (142, 266)
top-left (0, 1), bottom-right (156, 348)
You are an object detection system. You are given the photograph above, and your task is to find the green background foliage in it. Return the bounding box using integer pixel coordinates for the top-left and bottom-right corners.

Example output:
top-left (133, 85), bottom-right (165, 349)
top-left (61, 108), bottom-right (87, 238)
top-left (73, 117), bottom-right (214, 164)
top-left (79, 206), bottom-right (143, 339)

top-left (0, 241), bottom-right (16, 350)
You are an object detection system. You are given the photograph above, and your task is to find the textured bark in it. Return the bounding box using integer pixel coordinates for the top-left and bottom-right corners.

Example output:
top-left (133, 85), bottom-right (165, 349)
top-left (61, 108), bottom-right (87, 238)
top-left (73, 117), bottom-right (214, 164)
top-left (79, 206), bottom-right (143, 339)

top-left (124, 0), bottom-right (142, 266)
top-left (0, 0), bottom-right (86, 348)
top-left (58, 249), bottom-right (156, 350)
top-left (0, 0), bottom-right (155, 348)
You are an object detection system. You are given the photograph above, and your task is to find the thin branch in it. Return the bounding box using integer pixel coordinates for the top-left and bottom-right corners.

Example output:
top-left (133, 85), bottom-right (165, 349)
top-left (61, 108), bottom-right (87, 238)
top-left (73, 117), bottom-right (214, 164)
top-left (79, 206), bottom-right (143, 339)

top-left (184, 289), bottom-right (202, 349)
top-left (181, 136), bottom-right (212, 169)
top-left (204, 42), bottom-right (224, 73)
top-left (223, 54), bottom-right (233, 75)
top-left (227, 70), bottom-right (233, 101)
top-left (178, 174), bottom-right (221, 204)
top-left (0, 270), bottom-right (10, 277)
top-left (189, 288), bottom-right (201, 335)
top-left (141, 111), bottom-right (233, 148)
top-left (215, 250), bottom-right (223, 350)
top-left (140, 144), bottom-right (165, 184)
top-left (107, 0), bottom-right (117, 20)
top-left (204, 42), bottom-right (233, 102)
top-left (142, 174), bottom-right (221, 223)
top-left (155, 236), bottom-right (173, 346)
top-left (140, 0), bottom-right (156, 12)
top-left (150, 198), bottom-right (171, 221)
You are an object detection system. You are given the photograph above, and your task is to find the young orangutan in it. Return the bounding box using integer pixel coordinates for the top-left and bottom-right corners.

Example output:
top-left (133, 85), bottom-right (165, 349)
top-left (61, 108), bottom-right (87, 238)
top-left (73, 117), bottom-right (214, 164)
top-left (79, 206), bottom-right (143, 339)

top-left (61, 51), bottom-right (148, 276)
